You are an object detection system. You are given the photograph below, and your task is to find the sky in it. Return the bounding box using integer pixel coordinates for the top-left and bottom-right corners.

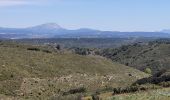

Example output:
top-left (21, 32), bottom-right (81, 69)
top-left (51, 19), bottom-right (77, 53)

top-left (0, 0), bottom-right (170, 31)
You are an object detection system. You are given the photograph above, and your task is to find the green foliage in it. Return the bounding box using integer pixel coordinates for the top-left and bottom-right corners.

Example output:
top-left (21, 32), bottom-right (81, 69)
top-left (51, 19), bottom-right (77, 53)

top-left (74, 48), bottom-right (90, 55)
top-left (144, 68), bottom-right (152, 74)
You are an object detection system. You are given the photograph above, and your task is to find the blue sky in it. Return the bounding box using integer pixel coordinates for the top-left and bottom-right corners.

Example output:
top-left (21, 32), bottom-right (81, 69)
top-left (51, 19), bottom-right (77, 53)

top-left (0, 0), bottom-right (170, 31)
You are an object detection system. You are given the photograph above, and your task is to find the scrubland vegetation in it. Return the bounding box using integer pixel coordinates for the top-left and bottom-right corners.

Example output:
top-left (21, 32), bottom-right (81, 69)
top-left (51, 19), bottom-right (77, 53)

top-left (0, 38), bottom-right (170, 100)
top-left (0, 40), bottom-right (148, 99)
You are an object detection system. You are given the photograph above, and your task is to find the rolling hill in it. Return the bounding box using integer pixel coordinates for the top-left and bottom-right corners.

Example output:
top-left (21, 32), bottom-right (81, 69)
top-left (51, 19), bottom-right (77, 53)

top-left (0, 41), bottom-right (148, 99)
top-left (161, 29), bottom-right (170, 34)
top-left (98, 39), bottom-right (170, 74)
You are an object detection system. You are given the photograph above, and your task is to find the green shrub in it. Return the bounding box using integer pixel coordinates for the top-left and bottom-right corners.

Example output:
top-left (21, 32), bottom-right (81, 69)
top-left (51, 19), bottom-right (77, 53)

top-left (74, 48), bottom-right (90, 55)
top-left (144, 68), bottom-right (152, 74)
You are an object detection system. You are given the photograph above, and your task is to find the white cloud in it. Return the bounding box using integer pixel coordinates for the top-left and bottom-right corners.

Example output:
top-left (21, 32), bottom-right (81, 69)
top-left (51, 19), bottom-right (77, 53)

top-left (0, 0), bottom-right (37, 7)
top-left (0, 0), bottom-right (61, 7)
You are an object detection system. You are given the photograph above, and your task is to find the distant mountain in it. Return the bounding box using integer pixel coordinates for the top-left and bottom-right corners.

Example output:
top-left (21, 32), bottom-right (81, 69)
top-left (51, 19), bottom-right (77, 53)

top-left (0, 23), bottom-right (67, 39)
top-left (0, 23), bottom-right (170, 39)
top-left (161, 29), bottom-right (170, 33)
top-left (28, 23), bottom-right (63, 30)
top-left (27, 23), bottom-right (66, 34)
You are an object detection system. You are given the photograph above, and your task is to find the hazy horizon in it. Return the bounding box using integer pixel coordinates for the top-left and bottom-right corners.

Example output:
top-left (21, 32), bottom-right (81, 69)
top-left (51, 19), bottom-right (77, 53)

top-left (0, 22), bottom-right (166, 32)
top-left (0, 0), bottom-right (170, 31)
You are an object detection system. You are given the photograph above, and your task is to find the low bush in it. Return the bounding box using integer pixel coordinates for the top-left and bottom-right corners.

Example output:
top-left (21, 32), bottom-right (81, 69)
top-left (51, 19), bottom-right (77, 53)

top-left (27, 47), bottom-right (40, 51)
top-left (63, 87), bottom-right (86, 96)
top-left (159, 82), bottom-right (170, 87)
top-left (91, 94), bottom-right (99, 100)
top-left (112, 86), bottom-right (139, 95)
top-left (144, 68), bottom-right (152, 74)
top-left (42, 50), bottom-right (52, 53)
top-left (74, 48), bottom-right (90, 55)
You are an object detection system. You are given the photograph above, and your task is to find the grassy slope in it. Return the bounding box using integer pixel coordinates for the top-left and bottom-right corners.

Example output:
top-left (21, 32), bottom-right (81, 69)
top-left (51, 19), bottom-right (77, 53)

top-left (0, 42), bottom-right (148, 99)
top-left (82, 88), bottom-right (170, 100)
top-left (106, 88), bottom-right (170, 100)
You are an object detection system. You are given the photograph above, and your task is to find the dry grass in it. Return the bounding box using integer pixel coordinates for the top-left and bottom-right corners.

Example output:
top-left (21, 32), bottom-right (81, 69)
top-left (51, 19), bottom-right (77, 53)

top-left (104, 88), bottom-right (170, 100)
top-left (0, 42), bottom-right (148, 99)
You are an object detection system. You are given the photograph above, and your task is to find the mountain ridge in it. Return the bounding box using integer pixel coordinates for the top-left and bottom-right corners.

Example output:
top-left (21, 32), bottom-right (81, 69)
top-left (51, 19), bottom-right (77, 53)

top-left (161, 29), bottom-right (170, 33)
top-left (27, 23), bottom-right (64, 30)
top-left (0, 23), bottom-right (170, 39)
